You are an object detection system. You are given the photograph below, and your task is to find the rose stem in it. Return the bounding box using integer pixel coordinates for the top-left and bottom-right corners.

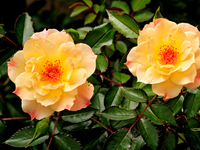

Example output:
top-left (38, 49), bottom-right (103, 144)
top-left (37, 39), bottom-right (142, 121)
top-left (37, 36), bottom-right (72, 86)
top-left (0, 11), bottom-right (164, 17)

top-left (3, 35), bottom-right (22, 50)
top-left (0, 117), bottom-right (30, 120)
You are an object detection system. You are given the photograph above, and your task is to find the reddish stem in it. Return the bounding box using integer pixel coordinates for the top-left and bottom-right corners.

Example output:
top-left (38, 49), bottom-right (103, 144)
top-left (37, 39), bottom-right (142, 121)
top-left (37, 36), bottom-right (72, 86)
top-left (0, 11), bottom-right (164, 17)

top-left (0, 117), bottom-right (30, 120)
top-left (46, 112), bottom-right (60, 150)
top-left (3, 35), bottom-right (22, 50)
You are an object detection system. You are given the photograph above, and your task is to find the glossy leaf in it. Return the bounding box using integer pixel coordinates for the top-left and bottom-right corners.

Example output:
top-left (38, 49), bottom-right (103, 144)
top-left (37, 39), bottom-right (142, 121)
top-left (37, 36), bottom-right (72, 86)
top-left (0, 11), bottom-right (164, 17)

top-left (112, 72), bottom-right (130, 84)
top-left (87, 74), bottom-right (102, 85)
top-left (130, 135), bottom-right (145, 150)
top-left (5, 127), bottom-right (49, 147)
top-left (83, 0), bottom-right (93, 8)
top-left (133, 11), bottom-right (154, 22)
top-left (62, 107), bottom-right (97, 123)
top-left (70, 6), bottom-right (89, 17)
top-left (65, 28), bottom-right (79, 43)
top-left (107, 10), bottom-right (139, 39)
top-left (85, 22), bottom-right (116, 54)
top-left (63, 120), bottom-right (92, 131)
top-left (90, 93), bottom-right (105, 112)
top-left (184, 118), bottom-right (200, 150)
top-left (151, 103), bottom-right (177, 126)
top-left (116, 41), bottom-right (127, 54)
top-left (112, 119), bottom-right (136, 129)
top-left (138, 118), bottom-right (158, 150)
top-left (120, 87), bottom-right (148, 102)
top-left (167, 95), bottom-right (184, 115)
top-left (99, 106), bottom-right (137, 120)
top-left (96, 55), bottom-right (108, 72)
top-left (54, 134), bottom-right (81, 150)
top-left (103, 129), bottom-right (132, 150)
top-left (15, 12), bottom-right (34, 46)
top-left (131, 0), bottom-right (151, 12)
top-left (84, 13), bottom-right (97, 25)
top-left (110, 1), bottom-right (130, 14)
top-left (121, 98), bottom-right (139, 110)
top-left (0, 24), bottom-right (5, 38)
top-left (160, 130), bottom-right (176, 150)
top-left (76, 26), bottom-right (92, 40)
top-left (142, 84), bottom-right (155, 96)
top-left (105, 86), bottom-right (123, 107)
top-left (133, 78), bottom-right (146, 88)
top-left (183, 92), bottom-right (200, 119)
top-left (138, 103), bottom-right (163, 125)
top-left (153, 7), bottom-right (163, 20)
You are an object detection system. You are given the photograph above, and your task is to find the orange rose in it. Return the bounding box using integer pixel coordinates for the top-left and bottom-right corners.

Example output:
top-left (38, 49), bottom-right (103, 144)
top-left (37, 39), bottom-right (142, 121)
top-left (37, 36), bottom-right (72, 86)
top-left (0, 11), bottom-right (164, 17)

top-left (125, 19), bottom-right (200, 99)
top-left (8, 29), bottom-right (97, 120)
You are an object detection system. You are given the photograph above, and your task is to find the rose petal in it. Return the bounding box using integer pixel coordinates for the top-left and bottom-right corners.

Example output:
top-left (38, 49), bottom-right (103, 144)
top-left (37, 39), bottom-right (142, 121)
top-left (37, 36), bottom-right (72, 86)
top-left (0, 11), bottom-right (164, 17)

top-left (136, 64), bottom-right (150, 84)
top-left (185, 31), bottom-right (199, 53)
top-left (8, 51), bottom-right (25, 82)
top-left (185, 69), bottom-right (200, 89)
top-left (179, 52), bottom-right (195, 71)
top-left (147, 38), bottom-right (160, 59)
top-left (71, 82), bottom-right (94, 111)
top-left (138, 28), bottom-right (154, 44)
top-left (169, 27), bottom-right (187, 47)
top-left (22, 100), bottom-right (54, 120)
top-left (31, 29), bottom-right (59, 39)
top-left (194, 49), bottom-right (200, 69)
top-left (152, 79), bottom-right (183, 100)
top-left (178, 41), bottom-right (192, 61)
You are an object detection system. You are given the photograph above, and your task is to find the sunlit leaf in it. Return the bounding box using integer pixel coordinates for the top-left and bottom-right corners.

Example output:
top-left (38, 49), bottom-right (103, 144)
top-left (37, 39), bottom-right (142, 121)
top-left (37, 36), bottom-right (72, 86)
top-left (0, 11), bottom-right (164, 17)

top-left (103, 129), bottom-right (132, 150)
top-left (112, 72), bottom-right (130, 84)
top-left (83, 0), bottom-right (93, 8)
top-left (107, 10), bottom-right (139, 39)
top-left (15, 12), bottom-right (34, 46)
top-left (133, 11), bottom-right (154, 22)
top-left (84, 13), bottom-right (97, 25)
top-left (85, 22), bottom-right (116, 54)
top-left (76, 26), bottom-right (92, 40)
top-left (131, 0), bottom-right (151, 12)
top-left (138, 118), bottom-right (158, 150)
top-left (121, 98), bottom-right (139, 110)
top-left (70, 6), bottom-right (89, 17)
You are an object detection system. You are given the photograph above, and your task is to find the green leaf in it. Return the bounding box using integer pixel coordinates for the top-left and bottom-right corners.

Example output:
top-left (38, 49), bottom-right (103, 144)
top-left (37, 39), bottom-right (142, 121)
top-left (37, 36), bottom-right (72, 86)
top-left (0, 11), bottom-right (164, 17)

top-left (70, 6), bottom-right (89, 17)
top-left (121, 98), bottom-right (139, 110)
top-left (62, 107), bottom-right (97, 123)
top-left (0, 97), bottom-right (3, 115)
top-left (131, 0), bottom-right (151, 12)
top-left (5, 127), bottom-right (49, 147)
top-left (15, 12), bottom-right (34, 46)
top-left (151, 103), bottom-right (177, 126)
top-left (54, 134), bottom-right (81, 150)
top-left (160, 130), bottom-right (176, 150)
top-left (183, 92), bottom-right (200, 119)
top-left (105, 86), bottom-right (123, 107)
top-left (110, 1), bottom-right (130, 14)
top-left (0, 61), bottom-right (8, 77)
top-left (116, 41), bottom-right (127, 54)
top-left (63, 120), bottom-right (92, 131)
top-left (0, 24), bottom-right (5, 38)
top-left (167, 95), bottom-right (184, 115)
top-left (107, 10), bottom-right (139, 39)
top-left (93, 4), bottom-right (100, 13)
top-left (65, 28), bottom-right (79, 43)
top-left (138, 118), bottom-right (158, 150)
top-left (184, 118), bottom-right (200, 150)
top-left (138, 103), bottom-right (163, 125)
top-left (99, 106), bottom-right (136, 120)
top-left (83, 0), bottom-right (93, 8)
top-left (112, 72), bottom-right (130, 84)
top-left (120, 87), bottom-right (148, 102)
top-left (103, 129), bottom-right (132, 150)
top-left (133, 78), bottom-right (146, 88)
top-left (90, 93), bottom-right (105, 112)
top-left (69, 2), bottom-right (84, 8)
top-left (76, 26), bottom-right (92, 40)
top-left (87, 74), bottom-right (102, 85)
top-left (96, 55), bottom-right (108, 72)
top-left (112, 119), bottom-right (136, 129)
top-left (142, 84), bottom-right (155, 96)
top-left (84, 13), bottom-right (97, 25)
top-left (153, 6), bottom-right (163, 20)
top-left (0, 121), bottom-right (6, 147)
top-left (130, 135), bottom-right (145, 150)
top-left (133, 11), bottom-right (154, 22)
top-left (85, 22), bottom-right (116, 54)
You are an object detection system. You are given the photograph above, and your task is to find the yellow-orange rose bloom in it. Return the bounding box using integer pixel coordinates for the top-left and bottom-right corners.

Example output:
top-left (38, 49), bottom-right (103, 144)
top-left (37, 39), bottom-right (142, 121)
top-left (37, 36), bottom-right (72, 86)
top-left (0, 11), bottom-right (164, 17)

top-left (8, 29), bottom-right (97, 120)
top-left (125, 19), bottom-right (200, 99)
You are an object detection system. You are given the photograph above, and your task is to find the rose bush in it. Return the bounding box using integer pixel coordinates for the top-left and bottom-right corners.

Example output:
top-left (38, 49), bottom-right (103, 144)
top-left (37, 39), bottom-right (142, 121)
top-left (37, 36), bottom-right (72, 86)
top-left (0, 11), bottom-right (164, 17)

top-left (7, 29), bottom-right (97, 120)
top-left (126, 18), bottom-right (200, 99)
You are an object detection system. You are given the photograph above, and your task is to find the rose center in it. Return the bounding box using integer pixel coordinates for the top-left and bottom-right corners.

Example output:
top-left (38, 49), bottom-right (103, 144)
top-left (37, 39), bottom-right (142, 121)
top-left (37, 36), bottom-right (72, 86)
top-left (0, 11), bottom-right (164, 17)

top-left (40, 60), bottom-right (64, 82)
top-left (158, 45), bottom-right (179, 65)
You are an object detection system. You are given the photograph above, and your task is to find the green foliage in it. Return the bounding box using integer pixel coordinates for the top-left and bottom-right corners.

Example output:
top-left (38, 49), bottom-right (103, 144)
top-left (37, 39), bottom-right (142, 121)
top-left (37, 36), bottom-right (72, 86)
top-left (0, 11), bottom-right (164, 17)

top-left (1, 0), bottom-right (200, 150)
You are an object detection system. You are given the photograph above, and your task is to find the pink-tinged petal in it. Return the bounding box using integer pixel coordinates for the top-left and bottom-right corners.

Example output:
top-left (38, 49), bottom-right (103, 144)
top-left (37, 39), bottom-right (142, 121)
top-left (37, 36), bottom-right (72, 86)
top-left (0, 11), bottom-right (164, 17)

top-left (34, 89), bottom-right (62, 107)
top-left (171, 64), bottom-right (196, 85)
top-left (8, 51), bottom-right (25, 82)
top-left (133, 42), bottom-right (151, 67)
top-left (74, 43), bottom-right (97, 78)
top-left (47, 31), bottom-right (73, 49)
top-left (136, 64), bottom-right (150, 84)
top-left (179, 52), bottom-right (195, 71)
top-left (185, 69), bottom-right (200, 89)
top-left (64, 68), bottom-right (87, 92)
top-left (152, 79), bottom-right (183, 100)
top-left (14, 72), bottom-right (35, 100)
top-left (71, 82), bottom-right (94, 111)
top-left (146, 66), bottom-right (169, 84)
top-left (50, 89), bottom-right (77, 111)
top-left (178, 41), bottom-right (192, 61)
top-left (138, 28), bottom-right (154, 44)
top-left (194, 49), bottom-right (200, 69)
top-left (185, 31), bottom-right (199, 53)
top-left (31, 29), bottom-right (59, 39)
top-left (143, 18), bottom-right (168, 30)
top-left (23, 38), bottom-right (58, 61)
top-left (22, 100), bottom-right (54, 120)
top-left (178, 23), bottom-right (199, 35)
